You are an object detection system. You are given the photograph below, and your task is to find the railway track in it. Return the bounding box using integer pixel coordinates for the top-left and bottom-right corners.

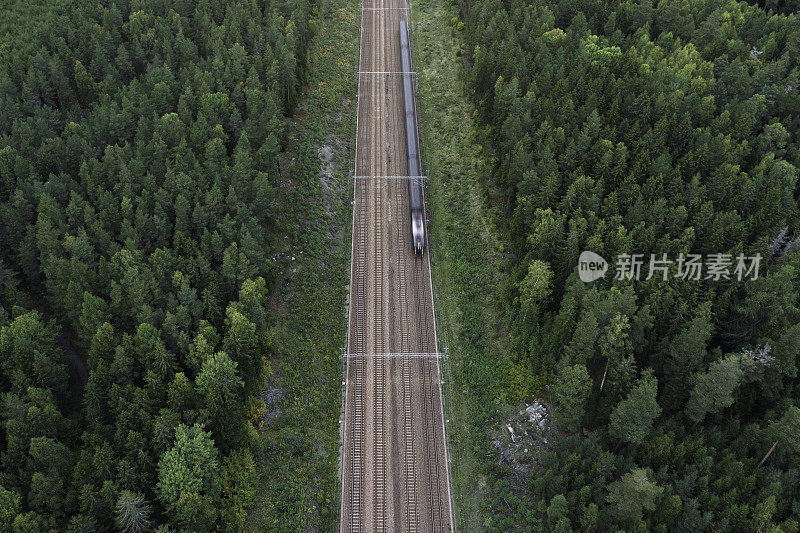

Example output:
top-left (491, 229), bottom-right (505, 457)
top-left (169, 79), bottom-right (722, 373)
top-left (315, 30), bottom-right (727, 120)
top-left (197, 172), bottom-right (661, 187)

top-left (349, 166), bottom-right (369, 532)
top-left (394, 180), bottom-right (420, 531)
top-left (373, 148), bottom-right (386, 532)
top-left (387, 17), bottom-right (422, 529)
top-left (341, 0), bottom-right (453, 530)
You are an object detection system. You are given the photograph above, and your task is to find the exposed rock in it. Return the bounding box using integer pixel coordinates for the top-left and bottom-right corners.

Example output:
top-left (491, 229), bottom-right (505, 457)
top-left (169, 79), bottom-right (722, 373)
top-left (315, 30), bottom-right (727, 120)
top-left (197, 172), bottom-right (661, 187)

top-left (490, 399), bottom-right (553, 480)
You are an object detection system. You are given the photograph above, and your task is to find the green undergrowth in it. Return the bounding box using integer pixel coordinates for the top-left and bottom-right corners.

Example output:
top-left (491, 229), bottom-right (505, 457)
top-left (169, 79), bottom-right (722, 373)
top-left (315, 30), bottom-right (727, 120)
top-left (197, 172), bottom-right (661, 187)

top-left (246, 0), bottom-right (358, 529)
top-left (410, 1), bottom-right (517, 529)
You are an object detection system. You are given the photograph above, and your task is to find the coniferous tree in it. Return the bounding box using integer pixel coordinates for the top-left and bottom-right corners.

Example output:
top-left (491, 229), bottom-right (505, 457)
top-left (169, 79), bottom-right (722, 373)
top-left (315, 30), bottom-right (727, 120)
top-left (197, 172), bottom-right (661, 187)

top-left (553, 364), bottom-right (592, 432)
top-left (685, 355), bottom-right (743, 425)
top-left (609, 372), bottom-right (661, 445)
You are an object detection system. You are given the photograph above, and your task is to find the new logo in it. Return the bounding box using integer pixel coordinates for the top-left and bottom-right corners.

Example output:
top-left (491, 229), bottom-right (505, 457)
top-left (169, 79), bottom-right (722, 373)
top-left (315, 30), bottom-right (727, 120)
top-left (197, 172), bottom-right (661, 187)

top-left (578, 251), bottom-right (608, 282)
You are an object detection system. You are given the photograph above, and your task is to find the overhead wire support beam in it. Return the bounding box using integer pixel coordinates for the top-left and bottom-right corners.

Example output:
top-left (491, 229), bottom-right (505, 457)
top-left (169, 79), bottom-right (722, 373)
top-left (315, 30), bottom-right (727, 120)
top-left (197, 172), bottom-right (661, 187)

top-left (345, 353), bottom-right (445, 359)
top-left (354, 175), bottom-right (428, 180)
top-left (358, 71), bottom-right (417, 75)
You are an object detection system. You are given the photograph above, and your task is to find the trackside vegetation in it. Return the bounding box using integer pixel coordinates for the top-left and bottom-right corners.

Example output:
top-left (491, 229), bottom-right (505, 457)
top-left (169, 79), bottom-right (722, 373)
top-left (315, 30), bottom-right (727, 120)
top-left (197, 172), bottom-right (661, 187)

top-left (451, 0), bottom-right (800, 529)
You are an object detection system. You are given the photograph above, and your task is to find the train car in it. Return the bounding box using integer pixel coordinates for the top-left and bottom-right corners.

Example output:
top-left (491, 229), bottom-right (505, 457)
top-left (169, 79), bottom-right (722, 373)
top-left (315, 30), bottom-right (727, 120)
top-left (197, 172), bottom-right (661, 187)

top-left (399, 20), bottom-right (425, 255)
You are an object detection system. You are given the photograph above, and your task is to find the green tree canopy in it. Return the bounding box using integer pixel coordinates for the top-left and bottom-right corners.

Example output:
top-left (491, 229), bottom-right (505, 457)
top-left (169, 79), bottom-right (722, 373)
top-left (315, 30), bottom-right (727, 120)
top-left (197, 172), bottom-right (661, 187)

top-left (685, 354), bottom-right (743, 424)
top-left (606, 468), bottom-right (664, 525)
top-left (156, 424), bottom-right (220, 511)
top-left (609, 372), bottom-right (661, 445)
top-left (553, 364), bottom-right (592, 432)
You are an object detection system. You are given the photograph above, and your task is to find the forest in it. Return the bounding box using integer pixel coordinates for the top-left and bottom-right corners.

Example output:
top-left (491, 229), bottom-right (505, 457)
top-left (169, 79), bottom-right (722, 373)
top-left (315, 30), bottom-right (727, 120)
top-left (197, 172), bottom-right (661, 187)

top-left (460, 0), bottom-right (800, 530)
top-left (0, 0), bottom-right (312, 530)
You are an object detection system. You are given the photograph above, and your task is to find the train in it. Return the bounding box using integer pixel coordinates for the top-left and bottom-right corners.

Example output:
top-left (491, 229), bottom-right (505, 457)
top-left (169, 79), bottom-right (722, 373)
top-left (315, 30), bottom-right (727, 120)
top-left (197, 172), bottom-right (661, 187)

top-left (399, 19), bottom-right (425, 255)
